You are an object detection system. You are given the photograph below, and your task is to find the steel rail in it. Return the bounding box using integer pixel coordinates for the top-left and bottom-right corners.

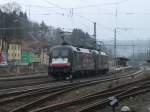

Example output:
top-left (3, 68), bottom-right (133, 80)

top-left (29, 79), bottom-right (150, 112)
top-left (9, 69), bottom-right (144, 112)
top-left (76, 84), bottom-right (150, 112)
top-left (0, 68), bottom-right (140, 98)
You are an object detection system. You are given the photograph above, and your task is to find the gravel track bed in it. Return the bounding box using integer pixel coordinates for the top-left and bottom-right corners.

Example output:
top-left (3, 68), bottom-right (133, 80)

top-left (97, 90), bottom-right (150, 112)
top-left (0, 73), bottom-right (52, 89)
top-left (0, 67), bottom-right (137, 90)
top-left (0, 68), bottom-right (140, 112)
top-left (26, 69), bottom-right (145, 112)
top-left (0, 68), bottom-right (136, 97)
top-left (49, 72), bottom-right (146, 112)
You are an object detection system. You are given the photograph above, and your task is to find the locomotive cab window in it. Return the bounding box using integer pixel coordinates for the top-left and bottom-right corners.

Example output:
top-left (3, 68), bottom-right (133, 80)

top-left (52, 48), bottom-right (70, 57)
top-left (61, 49), bottom-right (69, 57)
top-left (52, 49), bottom-right (59, 57)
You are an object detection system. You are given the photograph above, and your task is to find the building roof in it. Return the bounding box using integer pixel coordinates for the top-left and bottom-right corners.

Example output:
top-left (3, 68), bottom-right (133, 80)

top-left (116, 57), bottom-right (130, 61)
top-left (4, 37), bottom-right (21, 44)
top-left (22, 39), bottom-right (49, 52)
top-left (21, 40), bottom-right (33, 51)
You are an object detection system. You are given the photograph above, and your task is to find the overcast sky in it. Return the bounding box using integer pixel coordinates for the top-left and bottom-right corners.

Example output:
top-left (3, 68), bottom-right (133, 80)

top-left (1, 0), bottom-right (150, 41)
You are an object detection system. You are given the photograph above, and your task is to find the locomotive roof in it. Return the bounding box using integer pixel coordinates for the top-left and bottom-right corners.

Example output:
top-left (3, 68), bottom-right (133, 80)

top-left (70, 46), bottom-right (91, 53)
top-left (91, 50), bottom-right (99, 54)
top-left (51, 45), bottom-right (107, 56)
top-left (100, 52), bottom-right (107, 56)
top-left (69, 45), bottom-right (108, 56)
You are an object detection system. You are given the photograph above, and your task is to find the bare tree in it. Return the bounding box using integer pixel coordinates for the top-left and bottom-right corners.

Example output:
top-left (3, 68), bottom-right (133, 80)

top-left (0, 2), bottom-right (21, 14)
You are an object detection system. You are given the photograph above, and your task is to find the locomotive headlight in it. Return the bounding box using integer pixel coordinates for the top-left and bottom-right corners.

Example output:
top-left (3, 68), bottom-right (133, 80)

top-left (64, 58), bottom-right (68, 62)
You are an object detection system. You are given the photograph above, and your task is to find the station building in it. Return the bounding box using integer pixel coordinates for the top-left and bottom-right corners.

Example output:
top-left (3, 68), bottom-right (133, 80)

top-left (116, 57), bottom-right (129, 67)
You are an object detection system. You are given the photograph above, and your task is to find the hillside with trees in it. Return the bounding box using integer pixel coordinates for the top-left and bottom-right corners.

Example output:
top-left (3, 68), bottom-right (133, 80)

top-left (0, 2), bottom-right (102, 51)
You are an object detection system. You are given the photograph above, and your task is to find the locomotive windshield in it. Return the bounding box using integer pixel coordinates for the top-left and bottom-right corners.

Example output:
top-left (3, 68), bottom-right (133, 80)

top-left (52, 49), bottom-right (59, 57)
top-left (52, 48), bottom-right (69, 57)
top-left (61, 49), bottom-right (69, 57)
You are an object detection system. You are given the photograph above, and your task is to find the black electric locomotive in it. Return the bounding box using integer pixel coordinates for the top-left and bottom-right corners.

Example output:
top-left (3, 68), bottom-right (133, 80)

top-left (48, 44), bottom-right (109, 79)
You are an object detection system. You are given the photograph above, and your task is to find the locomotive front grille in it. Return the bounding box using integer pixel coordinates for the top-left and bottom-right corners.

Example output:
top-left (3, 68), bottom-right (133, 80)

top-left (49, 67), bottom-right (71, 74)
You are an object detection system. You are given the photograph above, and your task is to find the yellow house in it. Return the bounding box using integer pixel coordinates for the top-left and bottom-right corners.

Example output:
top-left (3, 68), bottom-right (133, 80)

top-left (0, 38), bottom-right (9, 64)
top-left (0, 38), bottom-right (8, 52)
top-left (8, 41), bottom-right (21, 62)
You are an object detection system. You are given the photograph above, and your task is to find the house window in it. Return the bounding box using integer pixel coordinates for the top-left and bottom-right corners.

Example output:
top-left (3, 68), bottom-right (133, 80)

top-left (15, 45), bottom-right (16, 50)
top-left (0, 39), bottom-right (1, 47)
top-left (16, 45), bottom-right (18, 50)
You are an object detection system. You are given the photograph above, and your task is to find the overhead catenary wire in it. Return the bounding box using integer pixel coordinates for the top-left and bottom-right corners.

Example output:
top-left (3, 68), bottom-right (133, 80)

top-left (74, 14), bottom-right (113, 31)
top-left (27, 4), bottom-right (150, 17)
top-left (25, 5), bottom-right (65, 16)
top-left (40, 0), bottom-right (129, 9)
top-left (70, 14), bottom-right (116, 41)
top-left (22, 0), bottom-right (150, 42)
top-left (78, 0), bottom-right (91, 6)
top-left (67, 14), bottom-right (150, 40)
top-left (25, 5), bottom-right (56, 9)
top-left (42, 0), bottom-right (66, 9)
top-left (25, 5), bottom-right (116, 33)
top-left (71, 0), bottom-right (129, 9)
top-left (74, 17), bottom-right (92, 32)
top-left (26, 0), bottom-right (150, 21)
top-left (20, 8), bottom-right (150, 33)
top-left (74, 12), bottom-right (150, 16)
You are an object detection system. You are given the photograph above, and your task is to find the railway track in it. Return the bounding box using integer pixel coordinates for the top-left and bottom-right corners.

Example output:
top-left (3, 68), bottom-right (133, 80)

top-left (0, 72), bottom-right (51, 89)
top-left (0, 67), bottom-right (137, 97)
top-left (0, 72), bottom-right (47, 81)
top-left (0, 76), bottom-right (54, 90)
top-left (0, 66), bottom-right (134, 90)
top-left (0, 68), bottom-right (141, 98)
top-left (76, 81), bottom-right (150, 112)
top-left (0, 68), bottom-right (144, 112)
top-left (30, 78), bottom-right (150, 112)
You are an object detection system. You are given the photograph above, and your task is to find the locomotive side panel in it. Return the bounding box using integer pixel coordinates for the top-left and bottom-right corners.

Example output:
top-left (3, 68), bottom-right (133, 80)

top-left (103, 56), bottom-right (109, 70)
top-left (98, 54), bottom-right (102, 70)
top-left (72, 51), bottom-right (95, 73)
top-left (97, 52), bottom-right (109, 73)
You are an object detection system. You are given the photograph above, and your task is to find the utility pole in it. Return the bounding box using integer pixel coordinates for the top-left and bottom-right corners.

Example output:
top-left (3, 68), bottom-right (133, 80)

top-left (114, 7), bottom-right (118, 67)
top-left (149, 40), bottom-right (150, 59)
top-left (132, 44), bottom-right (135, 62)
top-left (114, 28), bottom-right (117, 66)
top-left (146, 40), bottom-right (150, 62)
top-left (28, 5), bottom-right (31, 19)
top-left (94, 22), bottom-right (96, 49)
